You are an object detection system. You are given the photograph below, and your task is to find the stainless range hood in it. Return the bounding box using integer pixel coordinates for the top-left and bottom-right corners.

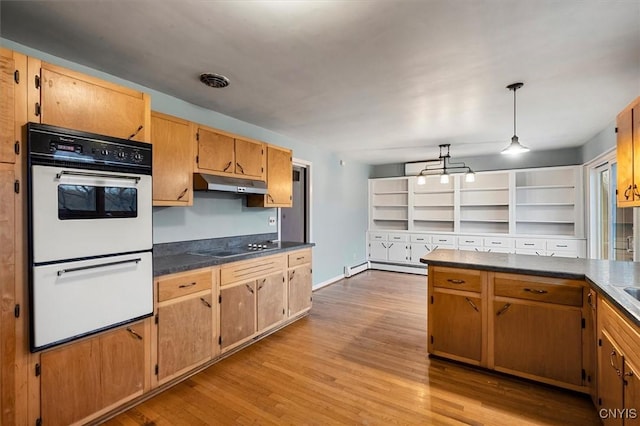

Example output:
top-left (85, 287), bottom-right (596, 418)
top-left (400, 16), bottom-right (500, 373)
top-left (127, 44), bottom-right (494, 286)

top-left (193, 173), bottom-right (268, 195)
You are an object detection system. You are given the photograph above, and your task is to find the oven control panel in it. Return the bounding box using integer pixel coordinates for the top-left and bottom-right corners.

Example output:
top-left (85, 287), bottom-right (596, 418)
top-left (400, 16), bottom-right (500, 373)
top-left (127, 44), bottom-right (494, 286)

top-left (28, 123), bottom-right (152, 174)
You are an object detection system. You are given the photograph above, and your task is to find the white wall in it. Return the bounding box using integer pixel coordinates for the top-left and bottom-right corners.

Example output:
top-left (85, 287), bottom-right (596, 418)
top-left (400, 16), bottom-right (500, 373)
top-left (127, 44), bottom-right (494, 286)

top-left (3, 38), bottom-right (372, 285)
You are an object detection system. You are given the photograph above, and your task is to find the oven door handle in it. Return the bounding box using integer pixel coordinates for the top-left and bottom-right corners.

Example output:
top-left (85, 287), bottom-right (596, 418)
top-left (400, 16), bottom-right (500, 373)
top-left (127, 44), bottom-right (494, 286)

top-left (57, 258), bottom-right (142, 276)
top-left (55, 170), bottom-right (141, 184)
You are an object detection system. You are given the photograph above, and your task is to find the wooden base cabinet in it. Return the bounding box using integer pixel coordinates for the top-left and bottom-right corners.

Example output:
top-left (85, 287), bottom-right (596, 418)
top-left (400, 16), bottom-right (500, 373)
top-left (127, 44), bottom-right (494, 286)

top-left (598, 299), bottom-right (640, 425)
top-left (287, 249), bottom-right (313, 317)
top-left (220, 281), bottom-right (257, 351)
top-left (155, 268), bottom-right (216, 385)
top-left (257, 272), bottom-right (287, 331)
top-left (39, 321), bottom-right (147, 426)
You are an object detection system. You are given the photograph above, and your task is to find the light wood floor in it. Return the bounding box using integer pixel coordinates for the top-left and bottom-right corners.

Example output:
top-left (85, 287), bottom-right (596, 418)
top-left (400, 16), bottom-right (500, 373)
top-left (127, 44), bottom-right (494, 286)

top-left (104, 270), bottom-right (600, 425)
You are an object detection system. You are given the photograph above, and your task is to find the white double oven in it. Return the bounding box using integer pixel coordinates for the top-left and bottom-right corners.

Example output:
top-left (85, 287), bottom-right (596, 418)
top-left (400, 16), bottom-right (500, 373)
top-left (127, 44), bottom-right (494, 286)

top-left (28, 123), bottom-right (153, 351)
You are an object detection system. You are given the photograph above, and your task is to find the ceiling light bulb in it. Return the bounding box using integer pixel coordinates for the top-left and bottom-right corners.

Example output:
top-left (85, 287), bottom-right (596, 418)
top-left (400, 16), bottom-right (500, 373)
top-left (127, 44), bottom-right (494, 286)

top-left (417, 175), bottom-right (426, 185)
top-left (465, 172), bottom-right (476, 183)
top-left (440, 173), bottom-right (450, 184)
top-left (501, 136), bottom-right (530, 155)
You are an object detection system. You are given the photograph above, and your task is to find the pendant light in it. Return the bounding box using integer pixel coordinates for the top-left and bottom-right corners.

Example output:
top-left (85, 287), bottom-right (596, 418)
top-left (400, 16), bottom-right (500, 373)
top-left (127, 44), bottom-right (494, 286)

top-left (415, 144), bottom-right (475, 185)
top-left (501, 82), bottom-right (530, 155)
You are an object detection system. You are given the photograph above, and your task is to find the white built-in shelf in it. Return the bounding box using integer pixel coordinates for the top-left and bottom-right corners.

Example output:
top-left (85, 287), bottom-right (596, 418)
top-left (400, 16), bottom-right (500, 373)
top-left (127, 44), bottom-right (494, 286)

top-left (373, 191), bottom-right (409, 195)
top-left (415, 204), bottom-right (454, 208)
top-left (516, 185), bottom-right (575, 190)
top-left (516, 203), bottom-right (575, 206)
top-left (516, 219), bottom-right (575, 224)
top-left (372, 204), bottom-right (407, 207)
top-left (459, 187), bottom-right (509, 192)
top-left (414, 189), bottom-right (455, 194)
top-left (415, 219), bottom-right (455, 223)
top-left (461, 203), bottom-right (510, 207)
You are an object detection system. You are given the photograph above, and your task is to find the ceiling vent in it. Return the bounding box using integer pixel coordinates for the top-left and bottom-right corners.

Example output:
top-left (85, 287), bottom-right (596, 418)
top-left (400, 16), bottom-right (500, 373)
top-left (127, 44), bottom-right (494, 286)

top-left (199, 73), bottom-right (230, 88)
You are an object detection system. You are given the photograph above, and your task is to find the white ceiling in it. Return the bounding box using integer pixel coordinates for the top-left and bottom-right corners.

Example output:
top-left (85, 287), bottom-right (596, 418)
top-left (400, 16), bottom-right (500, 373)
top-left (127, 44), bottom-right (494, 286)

top-left (2, 1), bottom-right (639, 164)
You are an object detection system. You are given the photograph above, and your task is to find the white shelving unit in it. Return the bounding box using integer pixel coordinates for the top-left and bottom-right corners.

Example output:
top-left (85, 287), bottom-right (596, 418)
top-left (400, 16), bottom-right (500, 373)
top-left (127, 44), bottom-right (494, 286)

top-left (459, 171), bottom-right (510, 234)
top-left (369, 178), bottom-right (409, 231)
top-left (412, 175), bottom-right (455, 232)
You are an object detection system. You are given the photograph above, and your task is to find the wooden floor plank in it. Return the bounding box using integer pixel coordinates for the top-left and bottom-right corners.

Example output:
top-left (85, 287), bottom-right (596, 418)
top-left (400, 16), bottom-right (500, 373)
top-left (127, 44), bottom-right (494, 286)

top-left (103, 270), bottom-right (599, 425)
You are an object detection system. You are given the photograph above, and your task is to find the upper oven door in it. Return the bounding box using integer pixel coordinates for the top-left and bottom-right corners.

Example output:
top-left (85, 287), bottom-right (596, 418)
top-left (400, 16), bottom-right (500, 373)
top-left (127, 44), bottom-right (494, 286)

top-left (31, 165), bottom-right (152, 263)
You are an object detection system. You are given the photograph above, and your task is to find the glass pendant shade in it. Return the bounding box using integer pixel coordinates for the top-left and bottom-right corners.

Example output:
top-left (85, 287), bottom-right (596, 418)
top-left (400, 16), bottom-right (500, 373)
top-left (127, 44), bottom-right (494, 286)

top-left (440, 173), bottom-right (450, 184)
top-left (501, 135), bottom-right (530, 155)
top-left (417, 175), bottom-right (426, 185)
top-left (465, 171), bottom-right (476, 182)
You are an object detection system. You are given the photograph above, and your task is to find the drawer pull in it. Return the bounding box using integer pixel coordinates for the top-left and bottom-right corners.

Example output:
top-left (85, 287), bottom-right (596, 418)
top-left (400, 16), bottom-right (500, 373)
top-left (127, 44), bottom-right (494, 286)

top-left (447, 279), bottom-right (465, 284)
top-left (496, 303), bottom-right (511, 316)
top-left (464, 297), bottom-right (479, 312)
top-left (556, 244), bottom-right (568, 248)
top-left (178, 282), bottom-right (196, 289)
top-left (438, 239), bottom-right (447, 242)
top-left (523, 288), bottom-right (548, 294)
top-left (126, 327), bottom-right (143, 340)
top-left (200, 297), bottom-right (212, 308)
top-left (524, 243), bottom-right (535, 246)
top-left (491, 242), bottom-right (501, 245)
top-left (296, 256), bottom-right (305, 260)
top-left (465, 240), bottom-right (474, 243)
top-left (610, 350), bottom-right (622, 376)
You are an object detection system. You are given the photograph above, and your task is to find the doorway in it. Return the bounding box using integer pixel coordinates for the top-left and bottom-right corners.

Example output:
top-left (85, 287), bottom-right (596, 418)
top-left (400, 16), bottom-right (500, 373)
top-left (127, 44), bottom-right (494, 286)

top-left (280, 161), bottom-right (311, 243)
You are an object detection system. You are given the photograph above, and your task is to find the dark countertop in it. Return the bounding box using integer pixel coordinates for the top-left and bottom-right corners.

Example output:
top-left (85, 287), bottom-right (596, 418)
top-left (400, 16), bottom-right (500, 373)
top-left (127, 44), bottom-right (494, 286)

top-left (154, 241), bottom-right (314, 277)
top-left (421, 249), bottom-right (640, 327)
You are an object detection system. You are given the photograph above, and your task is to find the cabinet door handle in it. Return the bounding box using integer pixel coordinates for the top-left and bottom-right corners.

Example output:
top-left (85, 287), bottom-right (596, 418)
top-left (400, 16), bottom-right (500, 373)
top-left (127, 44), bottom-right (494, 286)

top-left (177, 187), bottom-right (188, 200)
top-left (245, 284), bottom-right (254, 294)
top-left (200, 297), bottom-right (212, 308)
top-left (126, 327), bottom-right (143, 340)
top-left (625, 184), bottom-right (633, 200)
top-left (496, 303), bottom-right (512, 316)
top-left (634, 184), bottom-right (640, 198)
top-left (258, 278), bottom-right (266, 290)
top-left (464, 297), bottom-right (479, 312)
top-left (523, 288), bottom-right (548, 294)
top-left (587, 292), bottom-right (594, 309)
top-left (179, 282), bottom-right (196, 289)
top-left (447, 279), bottom-right (465, 284)
top-left (223, 161), bottom-right (233, 172)
top-left (610, 350), bottom-right (622, 376)
top-left (267, 194), bottom-right (275, 203)
top-left (236, 163), bottom-right (245, 174)
top-left (289, 270), bottom-right (295, 280)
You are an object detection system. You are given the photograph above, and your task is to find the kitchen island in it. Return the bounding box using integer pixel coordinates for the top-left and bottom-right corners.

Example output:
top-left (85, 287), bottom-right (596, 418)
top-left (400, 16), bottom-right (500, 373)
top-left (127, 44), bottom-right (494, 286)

top-left (421, 249), bottom-right (640, 417)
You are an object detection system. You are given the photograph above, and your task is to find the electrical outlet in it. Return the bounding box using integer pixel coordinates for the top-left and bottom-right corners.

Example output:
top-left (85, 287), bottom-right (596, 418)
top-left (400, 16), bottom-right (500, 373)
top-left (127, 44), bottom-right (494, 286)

top-left (268, 216), bottom-right (276, 226)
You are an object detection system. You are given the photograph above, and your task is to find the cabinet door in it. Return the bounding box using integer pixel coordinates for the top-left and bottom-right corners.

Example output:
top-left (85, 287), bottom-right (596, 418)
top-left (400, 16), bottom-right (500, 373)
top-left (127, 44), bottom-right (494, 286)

top-left (150, 112), bottom-right (193, 205)
top-left (234, 137), bottom-right (264, 179)
top-left (387, 242), bottom-right (409, 262)
top-left (101, 323), bottom-right (146, 407)
top-left (265, 145), bottom-right (292, 206)
top-left (220, 282), bottom-right (256, 350)
top-left (197, 127), bottom-right (234, 173)
top-left (41, 338), bottom-right (102, 426)
top-left (494, 301), bottom-right (582, 385)
top-left (0, 54), bottom-right (15, 164)
top-left (368, 241), bottom-right (388, 261)
top-left (157, 294), bottom-right (214, 381)
top-left (410, 243), bottom-right (430, 263)
top-left (39, 63), bottom-right (148, 141)
top-left (288, 265), bottom-right (312, 317)
top-left (617, 104), bottom-right (635, 206)
top-left (598, 330), bottom-right (624, 426)
top-left (625, 358), bottom-right (640, 426)
top-left (429, 291), bottom-right (482, 364)
top-left (257, 272), bottom-right (286, 332)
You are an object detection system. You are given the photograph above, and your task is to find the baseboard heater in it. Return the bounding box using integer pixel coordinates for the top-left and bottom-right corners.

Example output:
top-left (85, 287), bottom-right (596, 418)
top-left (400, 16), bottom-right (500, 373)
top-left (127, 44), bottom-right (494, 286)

top-left (344, 261), bottom-right (369, 278)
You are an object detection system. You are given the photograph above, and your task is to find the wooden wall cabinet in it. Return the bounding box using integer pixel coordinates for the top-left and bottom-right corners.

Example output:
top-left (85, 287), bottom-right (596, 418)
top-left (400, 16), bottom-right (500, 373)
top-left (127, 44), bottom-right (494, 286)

top-left (29, 60), bottom-right (150, 142)
top-left (195, 126), bottom-right (265, 181)
top-left (597, 299), bottom-right (640, 425)
top-left (616, 97), bottom-right (640, 207)
top-left (39, 321), bottom-right (147, 426)
top-left (287, 249), bottom-right (313, 317)
top-left (247, 144), bottom-right (293, 208)
top-left (150, 111), bottom-right (194, 206)
top-left (155, 268), bottom-right (216, 385)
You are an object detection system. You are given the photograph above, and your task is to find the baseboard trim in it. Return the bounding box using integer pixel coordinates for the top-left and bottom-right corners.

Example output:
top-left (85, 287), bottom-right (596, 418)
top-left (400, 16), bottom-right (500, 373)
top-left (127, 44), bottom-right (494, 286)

top-left (369, 262), bottom-right (427, 275)
top-left (313, 274), bottom-right (345, 291)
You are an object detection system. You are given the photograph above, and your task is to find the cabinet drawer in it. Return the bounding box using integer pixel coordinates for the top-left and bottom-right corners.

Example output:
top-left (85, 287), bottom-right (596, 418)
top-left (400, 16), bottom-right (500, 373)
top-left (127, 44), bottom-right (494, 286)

top-left (388, 233), bottom-right (409, 242)
top-left (288, 249), bottom-right (312, 268)
top-left (157, 269), bottom-right (213, 302)
top-left (431, 267), bottom-right (482, 292)
top-left (493, 273), bottom-right (583, 307)
top-left (458, 236), bottom-right (483, 247)
top-left (221, 254), bottom-right (285, 286)
top-left (369, 232), bottom-right (387, 241)
top-left (515, 238), bottom-right (546, 250)
top-left (546, 239), bottom-right (578, 252)
top-left (484, 237), bottom-right (513, 248)
top-left (410, 234), bottom-right (431, 243)
top-left (431, 234), bottom-right (456, 247)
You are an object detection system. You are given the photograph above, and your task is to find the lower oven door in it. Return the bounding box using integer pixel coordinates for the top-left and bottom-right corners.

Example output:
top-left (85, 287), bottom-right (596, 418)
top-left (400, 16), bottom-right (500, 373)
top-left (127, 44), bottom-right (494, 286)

top-left (31, 165), bottom-right (152, 263)
top-left (31, 251), bottom-right (153, 351)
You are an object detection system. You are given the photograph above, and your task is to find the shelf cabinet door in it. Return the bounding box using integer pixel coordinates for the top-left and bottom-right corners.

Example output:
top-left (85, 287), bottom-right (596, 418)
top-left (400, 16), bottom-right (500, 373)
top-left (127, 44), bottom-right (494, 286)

top-left (39, 62), bottom-right (148, 141)
top-left (288, 265), bottom-right (312, 317)
top-left (493, 301), bottom-right (583, 385)
top-left (257, 272), bottom-right (286, 332)
top-left (101, 324), bottom-right (146, 407)
top-left (220, 282), bottom-right (256, 350)
top-left (429, 291), bottom-right (482, 364)
top-left (368, 241), bottom-right (388, 261)
top-left (410, 243), bottom-right (430, 263)
top-left (0, 54), bottom-right (15, 164)
top-left (598, 330), bottom-right (625, 426)
top-left (150, 112), bottom-right (193, 206)
top-left (387, 242), bottom-right (409, 262)
top-left (157, 294), bottom-right (214, 382)
top-left (234, 137), bottom-right (264, 179)
top-left (197, 127), bottom-right (235, 174)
